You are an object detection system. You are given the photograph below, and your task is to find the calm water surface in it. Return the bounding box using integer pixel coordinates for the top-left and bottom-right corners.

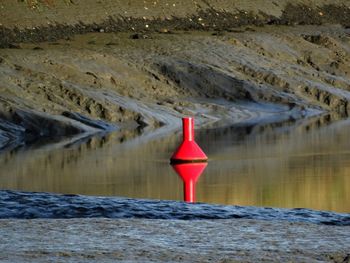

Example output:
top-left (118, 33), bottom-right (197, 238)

top-left (0, 115), bottom-right (349, 213)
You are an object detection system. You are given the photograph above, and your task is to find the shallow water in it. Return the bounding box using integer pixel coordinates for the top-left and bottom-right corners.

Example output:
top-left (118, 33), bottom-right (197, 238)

top-left (0, 114), bottom-right (349, 213)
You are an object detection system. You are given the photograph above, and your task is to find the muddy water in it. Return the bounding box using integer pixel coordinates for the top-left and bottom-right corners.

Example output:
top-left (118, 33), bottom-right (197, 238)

top-left (0, 115), bottom-right (349, 213)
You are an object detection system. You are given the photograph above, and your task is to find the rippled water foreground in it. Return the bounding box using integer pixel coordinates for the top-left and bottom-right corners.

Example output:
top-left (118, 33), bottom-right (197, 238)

top-left (1, 190), bottom-right (349, 225)
top-left (0, 114), bottom-right (349, 213)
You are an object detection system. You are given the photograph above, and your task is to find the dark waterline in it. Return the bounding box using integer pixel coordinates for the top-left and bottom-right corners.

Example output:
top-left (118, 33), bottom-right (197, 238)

top-left (0, 114), bottom-right (349, 213)
top-left (1, 190), bottom-right (349, 226)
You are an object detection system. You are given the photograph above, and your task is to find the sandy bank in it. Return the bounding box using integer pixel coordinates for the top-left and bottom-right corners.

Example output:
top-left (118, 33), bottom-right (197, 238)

top-left (0, 218), bottom-right (349, 262)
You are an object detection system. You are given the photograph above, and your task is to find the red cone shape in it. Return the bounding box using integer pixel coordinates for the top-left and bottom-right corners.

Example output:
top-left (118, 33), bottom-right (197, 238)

top-left (172, 162), bottom-right (207, 203)
top-left (170, 117), bottom-right (208, 163)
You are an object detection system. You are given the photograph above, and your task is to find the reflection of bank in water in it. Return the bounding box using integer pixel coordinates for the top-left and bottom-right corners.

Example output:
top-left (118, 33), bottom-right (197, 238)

top-left (196, 114), bottom-right (350, 212)
top-left (0, 114), bottom-right (349, 212)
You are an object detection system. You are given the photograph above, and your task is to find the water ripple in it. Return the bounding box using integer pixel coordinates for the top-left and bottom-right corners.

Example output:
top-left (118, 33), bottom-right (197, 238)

top-left (0, 190), bottom-right (349, 225)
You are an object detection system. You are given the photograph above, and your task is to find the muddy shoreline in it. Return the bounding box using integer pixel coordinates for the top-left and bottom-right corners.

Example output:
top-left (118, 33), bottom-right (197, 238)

top-left (1, 24), bottom-right (350, 151)
top-left (1, 190), bottom-right (349, 262)
top-left (1, 2), bottom-right (350, 48)
top-left (1, 218), bottom-right (349, 263)
top-left (1, 1), bottom-right (350, 150)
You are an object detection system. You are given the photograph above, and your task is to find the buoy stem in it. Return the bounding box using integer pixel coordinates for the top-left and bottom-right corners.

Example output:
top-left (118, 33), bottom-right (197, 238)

top-left (184, 180), bottom-right (195, 203)
top-left (183, 117), bottom-right (194, 142)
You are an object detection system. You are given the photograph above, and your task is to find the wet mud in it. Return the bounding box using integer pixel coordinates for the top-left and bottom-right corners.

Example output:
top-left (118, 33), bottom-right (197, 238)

top-left (0, 190), bottom-right (349, 262)
top-left (0, 218), bottom-right (349, 263)
top-left (1, 24), bottom-right (350, 150)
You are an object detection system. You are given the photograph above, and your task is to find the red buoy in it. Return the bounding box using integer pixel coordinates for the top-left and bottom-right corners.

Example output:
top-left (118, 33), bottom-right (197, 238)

top-left (172, 162), bottom-right (207, 202)
top-left (170, 117), bottom-right (208, 163)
